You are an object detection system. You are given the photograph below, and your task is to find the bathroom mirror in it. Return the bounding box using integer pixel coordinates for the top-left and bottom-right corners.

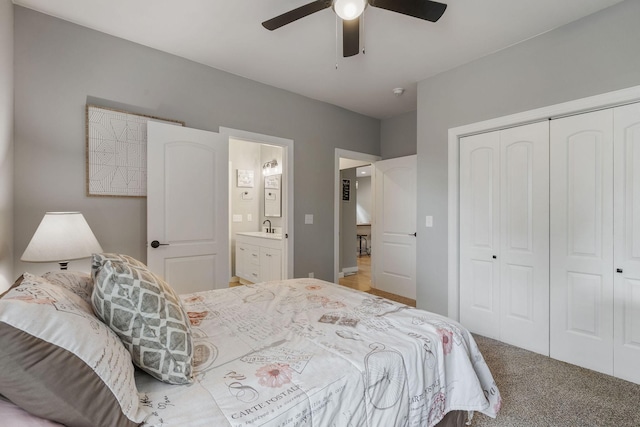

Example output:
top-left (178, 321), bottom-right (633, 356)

top-left (264, 174), bottom-right (281, 217)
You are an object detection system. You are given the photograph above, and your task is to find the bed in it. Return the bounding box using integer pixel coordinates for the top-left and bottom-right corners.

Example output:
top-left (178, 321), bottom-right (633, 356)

top-left (0, 254), bottom-right (500, 427)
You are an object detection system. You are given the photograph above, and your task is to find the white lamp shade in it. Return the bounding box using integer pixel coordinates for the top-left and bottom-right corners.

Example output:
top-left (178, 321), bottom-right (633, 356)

top-left (21, 212), bottom-right (103, 263)
top-left (334, 0), bottom-right (366, 20)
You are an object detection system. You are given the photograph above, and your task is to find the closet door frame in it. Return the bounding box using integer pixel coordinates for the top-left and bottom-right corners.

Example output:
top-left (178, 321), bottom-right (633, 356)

top-left (448, 84), bottom-right (640, 321)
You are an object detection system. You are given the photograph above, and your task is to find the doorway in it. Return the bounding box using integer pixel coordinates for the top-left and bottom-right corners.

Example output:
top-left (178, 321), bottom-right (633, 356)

top-left (221, 127), bottom-right (294, 281)
top-left (334, 150), bottom-right (418, 303)
top-left (147, 124), bottom-right (293, 292)
top-left (334, 149), bottom-right (380, 283)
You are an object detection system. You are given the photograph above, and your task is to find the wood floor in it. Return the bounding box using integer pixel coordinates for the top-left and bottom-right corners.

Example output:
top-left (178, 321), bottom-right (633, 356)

top-left (338, 255), bottom-right (416, 307)
top-left (230, 255), bottom-right (416, 307)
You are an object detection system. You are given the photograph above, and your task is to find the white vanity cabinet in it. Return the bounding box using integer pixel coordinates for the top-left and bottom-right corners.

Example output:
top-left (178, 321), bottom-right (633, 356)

top-left (236, 241), bottom-right (260, 283)
top-left (235, 232), bottom-right (283, 283)
top-left (260, 247), bottom-right (282, 282)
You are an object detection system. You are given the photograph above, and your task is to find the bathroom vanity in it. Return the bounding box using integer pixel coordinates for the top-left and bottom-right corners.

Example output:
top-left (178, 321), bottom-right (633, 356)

top-left (235, 231), bottom-right (283, 284)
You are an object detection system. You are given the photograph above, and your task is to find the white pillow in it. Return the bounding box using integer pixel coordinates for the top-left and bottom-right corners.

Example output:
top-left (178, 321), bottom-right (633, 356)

top-left (0, 273), bottom-right (147, 427)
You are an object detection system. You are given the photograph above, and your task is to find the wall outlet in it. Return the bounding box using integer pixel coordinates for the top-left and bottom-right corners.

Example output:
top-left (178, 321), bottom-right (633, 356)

top-left (247, 213), bottom-right (252, 221)
top-left (308, 272), bottom-right (314, 278)
top-left (305, 214), bottom-right (314, 225)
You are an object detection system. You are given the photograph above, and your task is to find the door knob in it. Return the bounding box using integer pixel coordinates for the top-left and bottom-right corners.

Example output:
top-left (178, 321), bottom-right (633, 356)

top-left (150, 240), bottom-right (169, 248)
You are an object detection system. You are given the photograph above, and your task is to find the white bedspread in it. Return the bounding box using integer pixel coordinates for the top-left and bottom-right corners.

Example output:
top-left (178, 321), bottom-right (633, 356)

top-left (136, 279), bottom-right (501, 426)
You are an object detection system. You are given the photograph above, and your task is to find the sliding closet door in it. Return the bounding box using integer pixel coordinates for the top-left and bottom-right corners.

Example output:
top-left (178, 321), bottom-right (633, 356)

top-left (613, 102), bottom-right (640, 384)
top-left (550, 109), bottom-right (614, 375)
top-left (499, 122), bottom-right (549, 355)
top-left (460, 122), bottom-right (549, 352)
top-left (460, 131), bottom-right (501, 339)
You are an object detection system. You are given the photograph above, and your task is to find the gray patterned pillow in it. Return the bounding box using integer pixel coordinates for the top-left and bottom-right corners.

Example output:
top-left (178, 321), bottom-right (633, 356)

top-left (91, 253), bottom-right (147, 281)
top-left (92, 260), bottom-right (194, 384)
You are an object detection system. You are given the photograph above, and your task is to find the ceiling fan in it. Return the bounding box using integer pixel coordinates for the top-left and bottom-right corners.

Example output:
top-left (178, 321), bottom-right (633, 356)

top-left (262, 0), bottom-right (447, 57)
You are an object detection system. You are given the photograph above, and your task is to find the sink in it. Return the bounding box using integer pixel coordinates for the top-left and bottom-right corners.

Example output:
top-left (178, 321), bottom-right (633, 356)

top-left (236, 231), bottom-right (282, 240)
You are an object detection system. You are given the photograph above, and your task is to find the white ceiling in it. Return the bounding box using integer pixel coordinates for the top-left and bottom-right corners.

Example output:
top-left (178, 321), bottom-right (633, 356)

top-left (13, 0), bottom-right (624, 119)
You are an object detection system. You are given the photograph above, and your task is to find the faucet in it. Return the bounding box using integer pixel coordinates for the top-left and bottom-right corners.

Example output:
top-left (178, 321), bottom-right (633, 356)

top-left (263, 219), bottom-right (272, 233)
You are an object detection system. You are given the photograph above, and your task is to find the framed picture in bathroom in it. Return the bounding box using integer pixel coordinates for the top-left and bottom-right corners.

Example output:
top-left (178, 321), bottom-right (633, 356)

top-left (237, 169), bottom-right (254, 188)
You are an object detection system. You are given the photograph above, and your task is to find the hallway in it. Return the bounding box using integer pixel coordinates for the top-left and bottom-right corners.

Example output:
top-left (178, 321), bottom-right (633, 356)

top-left (338, 255), bottom-right (416, 307)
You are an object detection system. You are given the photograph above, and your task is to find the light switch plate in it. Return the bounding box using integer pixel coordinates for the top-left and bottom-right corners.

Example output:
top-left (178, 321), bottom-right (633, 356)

top-left (233, 214), bottom-right (243, 223)
top-left (425, 216), bottom-right (433, 227)
top-left (247, 213), bottom-right (252, 221)
top-left (305, 214), bottom-right (313, 225)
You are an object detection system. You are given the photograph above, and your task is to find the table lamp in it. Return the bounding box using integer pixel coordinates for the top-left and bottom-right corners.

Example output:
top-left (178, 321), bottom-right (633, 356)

top-left (21, 212), bottom-right (103, 270)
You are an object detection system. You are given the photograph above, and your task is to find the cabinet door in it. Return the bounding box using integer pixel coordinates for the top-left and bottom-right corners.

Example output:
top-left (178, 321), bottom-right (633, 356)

top-left (499, 121), bottom-right (549, 355)
top-left (236, 242), bottom-right (259, 282)
top-left (235, 243), bottom-right (246, 280)
top-left (246, 245), bottom-right (260, 283)
top-left (613, 102), bottom-right (640, 383)
top-left (550, 109), bottom-right (614, 375)
top-left (460, 131), bottom-right (501, 339)
top-left (260, 248), bottom-right (282, 282)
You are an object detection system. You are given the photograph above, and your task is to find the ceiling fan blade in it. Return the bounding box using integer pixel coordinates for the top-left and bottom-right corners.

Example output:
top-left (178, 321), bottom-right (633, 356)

top-left (369, 0), bottom-right (447, 22)
top-left (262, 0), bottom-right (332, 30)
top-left (343, 17), bottom-right (360, 57)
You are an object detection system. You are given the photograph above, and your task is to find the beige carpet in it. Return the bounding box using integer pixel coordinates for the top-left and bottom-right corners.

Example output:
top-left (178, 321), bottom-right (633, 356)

top-left (471, 335), bottom-right (640, 427)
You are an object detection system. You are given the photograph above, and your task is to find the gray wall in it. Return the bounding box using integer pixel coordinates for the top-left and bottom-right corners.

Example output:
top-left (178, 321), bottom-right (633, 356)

top-left (416, 0), bottom-right (640, 314)
top-left (0, 0), bottom-right (13, 292)
top-left (340, 168), bottom-right (357, 271)
top-left (13, 7), bottom-right (380, 280)
top-left (381, 110), bottom-right (416, 159)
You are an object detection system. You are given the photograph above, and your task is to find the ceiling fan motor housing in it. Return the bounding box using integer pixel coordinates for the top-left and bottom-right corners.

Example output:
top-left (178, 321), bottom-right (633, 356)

top-left (333, 0), bottom-right (367, 20)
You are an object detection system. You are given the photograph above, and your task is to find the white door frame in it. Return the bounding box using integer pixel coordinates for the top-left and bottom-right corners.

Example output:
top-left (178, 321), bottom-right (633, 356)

top-left (334, 148), bottom-right (381, 283)
top-left (448, 84), bottom-right (640, 321)
top-left (220, 127), bottom-right (294, 279)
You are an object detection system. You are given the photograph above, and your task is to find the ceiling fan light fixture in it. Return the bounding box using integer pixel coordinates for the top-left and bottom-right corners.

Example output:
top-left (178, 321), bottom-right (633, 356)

top-left (334, 0), bottom-right (367, 20)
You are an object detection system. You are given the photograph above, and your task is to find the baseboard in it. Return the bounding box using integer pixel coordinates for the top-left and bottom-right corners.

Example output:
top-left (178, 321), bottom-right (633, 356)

top-left (342, 266), bottom-right (358, 276)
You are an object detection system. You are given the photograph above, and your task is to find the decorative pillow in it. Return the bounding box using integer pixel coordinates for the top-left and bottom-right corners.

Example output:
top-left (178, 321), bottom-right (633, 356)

top-left (42, 270), bottom-right (93, 306)
top-left (0, 273), bottom-right (147, 427)
top-left (91, 253), bottom-right (147, 281)
top-left (92, 260), bottom-right (194, 384)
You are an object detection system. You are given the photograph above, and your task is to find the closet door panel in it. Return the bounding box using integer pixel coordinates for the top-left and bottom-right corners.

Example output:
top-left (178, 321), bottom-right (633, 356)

top-left (613, 102), bottom-right (640, 383)
top-left (550, 109), bottom-right (614, 375)
top-left (499, 121), bottom-right (549, 355)
top-left (460, 131), bottom-right (500, 339)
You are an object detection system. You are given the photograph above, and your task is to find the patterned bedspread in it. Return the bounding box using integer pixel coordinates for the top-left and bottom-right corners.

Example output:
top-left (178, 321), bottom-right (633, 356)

top-left (136, 279), bottom-right (500, 426)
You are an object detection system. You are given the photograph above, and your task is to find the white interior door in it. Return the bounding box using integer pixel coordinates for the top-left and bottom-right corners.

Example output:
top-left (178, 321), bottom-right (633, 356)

top-left (613, 102), bottom-right (640, 383)
top-left (459, 131), bottom-right (501, 339)
top-left (499, 122), bottom-right (549, 355)
top-left (459, 123), bottom-right (549, 352)
top-left (550, 109), bottom-right (614, 375)
top-left (147, 121), bottom-right (229, 294)
top-left (372, 155), bottom-right (416, 299)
